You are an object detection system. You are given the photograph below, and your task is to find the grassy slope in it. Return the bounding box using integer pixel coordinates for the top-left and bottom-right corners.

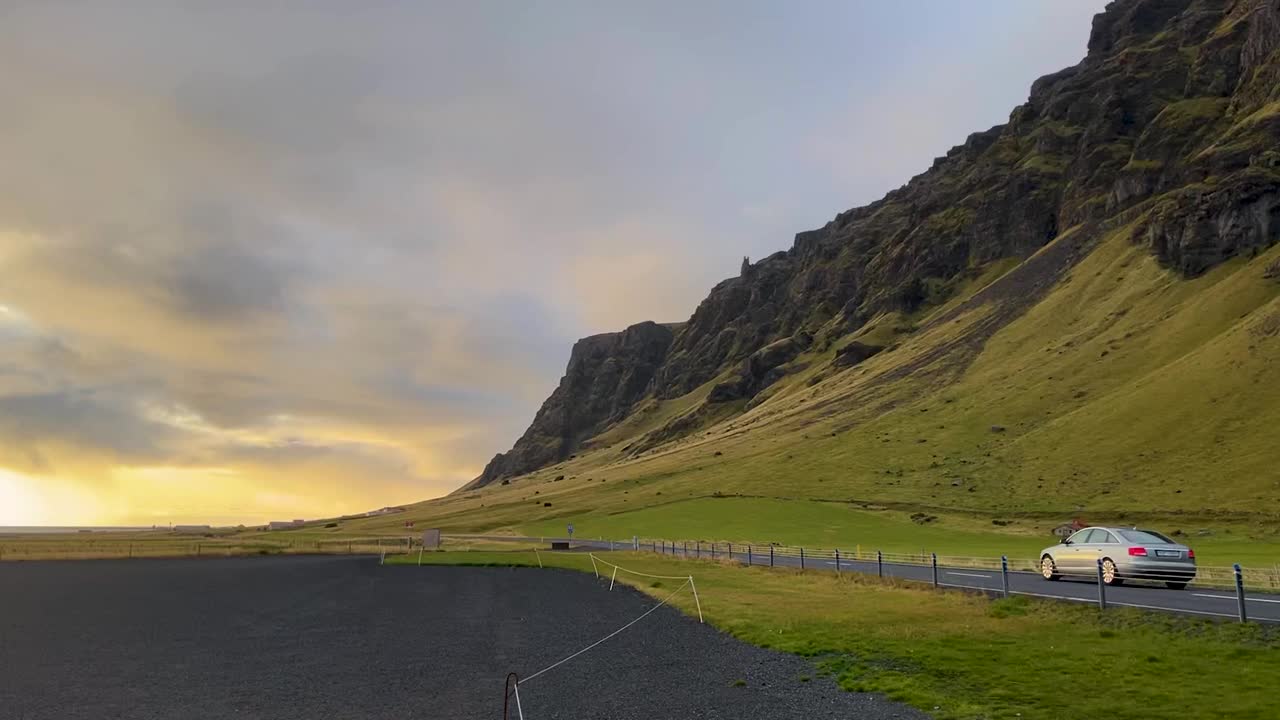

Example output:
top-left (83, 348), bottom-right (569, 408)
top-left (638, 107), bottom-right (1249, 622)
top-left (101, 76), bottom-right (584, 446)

top-left (392, 550), bottom-right (1280, 720)
top-left (342, 227), bottom-right (1280, 563)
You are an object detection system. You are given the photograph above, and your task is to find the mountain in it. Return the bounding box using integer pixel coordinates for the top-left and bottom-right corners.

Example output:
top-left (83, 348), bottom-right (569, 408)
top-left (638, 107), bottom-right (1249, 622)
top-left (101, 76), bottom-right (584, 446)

top-left (462, 0), bottom-right (1280, 519)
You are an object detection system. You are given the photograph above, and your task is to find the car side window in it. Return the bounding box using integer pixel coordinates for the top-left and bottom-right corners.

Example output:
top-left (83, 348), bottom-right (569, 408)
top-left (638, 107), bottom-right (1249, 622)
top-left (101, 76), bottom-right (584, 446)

top-left (1066, 530), bottom-right (1090, 544)
top-left (1092, 530), bottom-right (1116, 544)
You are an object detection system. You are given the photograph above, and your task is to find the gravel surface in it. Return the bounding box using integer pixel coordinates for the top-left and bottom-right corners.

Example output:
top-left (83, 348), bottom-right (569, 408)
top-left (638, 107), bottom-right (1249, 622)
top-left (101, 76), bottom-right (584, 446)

top-left (0, 555), bottom-right (927, 719)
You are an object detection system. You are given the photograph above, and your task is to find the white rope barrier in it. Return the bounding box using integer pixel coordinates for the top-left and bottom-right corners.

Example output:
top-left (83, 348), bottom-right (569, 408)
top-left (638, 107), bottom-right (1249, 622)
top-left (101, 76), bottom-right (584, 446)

top-left (588, 553), bottom-right (704, 623)
top-left (518, 578), bottom-right (692, 686)
top-left (588, 553), bottom-right (695, 580)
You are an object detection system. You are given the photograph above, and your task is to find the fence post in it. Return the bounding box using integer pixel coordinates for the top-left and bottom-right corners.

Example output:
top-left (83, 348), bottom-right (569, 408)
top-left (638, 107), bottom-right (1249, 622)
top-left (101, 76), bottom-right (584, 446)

top-left (1001, 555), bottom-right (1010, 598)
top-left (931, 553), bottom-right (938, 587)
top-left (1234, 564), bottom-right (1248, 623)
top-left (800, 547), bottom-right (805, 570)
top-left (1096, 558), bottom-right (1107, 610)
top-left (729, 542), bottom-right (733, 561)
top-left (877, 550), bottom-right (883, 578)
top-left (747, 545), bottom-right (752, 566)
top-left (683, 541), bottom-right (687, 556)
top-left (712, 543), bottom-right (717, 560)
top-left (696, 541), bottom-right (701, 558)
top-left (770, 545), bottom-right (774, 567)
top-left (835, 549), bottom-right (841, 575)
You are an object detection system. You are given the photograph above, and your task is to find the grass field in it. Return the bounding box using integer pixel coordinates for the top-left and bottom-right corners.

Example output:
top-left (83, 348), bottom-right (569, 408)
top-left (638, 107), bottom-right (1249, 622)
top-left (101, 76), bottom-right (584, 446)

top-left (392, 550), bottom-right (1280, 720)
top-left (519, 496), bottom-right (1280, 567)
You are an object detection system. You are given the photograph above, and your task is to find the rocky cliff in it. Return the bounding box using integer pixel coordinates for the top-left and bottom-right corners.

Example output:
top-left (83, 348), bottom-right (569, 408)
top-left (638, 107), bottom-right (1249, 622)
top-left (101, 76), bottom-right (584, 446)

top-left (462, 321), bottom-right (675, 490)
top-left (465, 0), bottom-right (1280, 490)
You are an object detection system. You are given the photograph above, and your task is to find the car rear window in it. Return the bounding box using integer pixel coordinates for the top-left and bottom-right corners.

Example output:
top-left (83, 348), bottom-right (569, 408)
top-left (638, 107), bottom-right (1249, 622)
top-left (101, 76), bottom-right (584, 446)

top-left (1118, 530), bottom-right (1174, 544)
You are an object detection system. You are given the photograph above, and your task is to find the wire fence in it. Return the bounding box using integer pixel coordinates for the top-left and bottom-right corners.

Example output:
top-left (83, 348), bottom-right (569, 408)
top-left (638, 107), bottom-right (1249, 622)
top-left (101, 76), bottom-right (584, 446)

top-left (625, 538), bottom-right (1280, 592)
top-left (478, 535), bottom-right (1276, 624)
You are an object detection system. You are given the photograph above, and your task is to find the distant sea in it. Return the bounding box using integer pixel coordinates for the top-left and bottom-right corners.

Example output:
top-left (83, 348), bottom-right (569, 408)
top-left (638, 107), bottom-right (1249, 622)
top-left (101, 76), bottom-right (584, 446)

top-left (0, 526), bottom-right (156, 535)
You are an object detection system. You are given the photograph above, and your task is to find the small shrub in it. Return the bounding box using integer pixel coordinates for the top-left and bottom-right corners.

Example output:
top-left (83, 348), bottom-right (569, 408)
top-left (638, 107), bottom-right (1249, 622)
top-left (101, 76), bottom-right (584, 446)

top-left (731, 679), bottom-right (746, 688)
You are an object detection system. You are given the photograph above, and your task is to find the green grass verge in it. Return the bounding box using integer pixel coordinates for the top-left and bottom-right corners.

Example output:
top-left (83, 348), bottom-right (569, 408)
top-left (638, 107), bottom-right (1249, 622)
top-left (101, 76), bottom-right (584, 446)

top-left (390, 550), bottom-right (1280, 720)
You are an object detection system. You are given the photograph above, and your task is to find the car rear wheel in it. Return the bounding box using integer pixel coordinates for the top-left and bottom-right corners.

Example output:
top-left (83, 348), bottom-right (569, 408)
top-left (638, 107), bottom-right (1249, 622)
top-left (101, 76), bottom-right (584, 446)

top-left (1166, 581), bottom-right (1188, 590)
top-left (1101, 558), bottom-right (1124, 586)
top-left (1040, 555), bottom-right (1060, 581)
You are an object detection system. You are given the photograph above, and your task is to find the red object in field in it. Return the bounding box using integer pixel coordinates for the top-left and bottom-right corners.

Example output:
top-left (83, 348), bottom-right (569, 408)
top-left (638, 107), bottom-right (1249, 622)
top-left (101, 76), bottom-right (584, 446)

top-left (1128, 547), bottom-right (1148, 556)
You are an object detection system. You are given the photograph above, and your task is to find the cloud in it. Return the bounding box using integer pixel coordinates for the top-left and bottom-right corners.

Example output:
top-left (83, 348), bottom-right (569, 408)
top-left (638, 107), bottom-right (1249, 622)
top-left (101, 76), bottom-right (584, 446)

top-left (0, 0), bottom-right (1107, 524)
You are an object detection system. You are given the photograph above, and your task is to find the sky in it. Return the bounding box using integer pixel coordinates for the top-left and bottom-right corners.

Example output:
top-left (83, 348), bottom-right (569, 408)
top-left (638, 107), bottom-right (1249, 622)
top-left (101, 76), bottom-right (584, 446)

top-left (0, 1), bottom-right (1107, 526)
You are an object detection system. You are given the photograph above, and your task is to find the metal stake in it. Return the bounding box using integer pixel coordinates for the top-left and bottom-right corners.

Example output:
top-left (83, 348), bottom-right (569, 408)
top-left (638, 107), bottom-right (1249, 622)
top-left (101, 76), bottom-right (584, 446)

top-left (931, 553), bottom-right (939, 587)
top-left (1001, 555), bottom-right (1010, 597)
top-left (1096, 558), bottom-right (1107, 610)
top-left (1235, 564), bottom-right (1248, 623)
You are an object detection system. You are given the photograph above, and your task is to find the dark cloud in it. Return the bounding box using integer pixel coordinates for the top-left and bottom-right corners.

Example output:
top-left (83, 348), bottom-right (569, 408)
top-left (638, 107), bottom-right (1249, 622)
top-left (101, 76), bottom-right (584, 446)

top-left (0, 390), bottom-right (176, 472)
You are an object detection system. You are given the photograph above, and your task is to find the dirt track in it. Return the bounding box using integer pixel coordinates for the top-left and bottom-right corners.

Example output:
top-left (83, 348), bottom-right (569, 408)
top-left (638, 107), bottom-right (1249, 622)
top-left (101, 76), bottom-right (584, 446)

top-left (0, 555), bottom-right (924, 719)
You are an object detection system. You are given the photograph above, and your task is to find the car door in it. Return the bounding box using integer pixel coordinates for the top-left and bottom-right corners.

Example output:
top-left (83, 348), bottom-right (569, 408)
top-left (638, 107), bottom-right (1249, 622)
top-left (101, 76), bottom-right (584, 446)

top-left (1086, 529), bottom-right (1118, 570)
top-left (1060, 529), bottom-right (1093, 572)
top-left (1085, 525), bottom-right (1116, 568)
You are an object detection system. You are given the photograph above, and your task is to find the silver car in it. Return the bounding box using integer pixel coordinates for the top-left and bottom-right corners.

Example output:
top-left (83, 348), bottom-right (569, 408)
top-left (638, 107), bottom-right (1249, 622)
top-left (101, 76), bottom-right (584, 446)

top-left (1039, 526), bottom-right (1197, 589)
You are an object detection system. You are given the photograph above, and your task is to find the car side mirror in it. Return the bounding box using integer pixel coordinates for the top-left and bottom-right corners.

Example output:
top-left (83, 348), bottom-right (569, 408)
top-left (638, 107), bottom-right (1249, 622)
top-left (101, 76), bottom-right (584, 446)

top-left (1062, 539), bottom-right (1073, 545)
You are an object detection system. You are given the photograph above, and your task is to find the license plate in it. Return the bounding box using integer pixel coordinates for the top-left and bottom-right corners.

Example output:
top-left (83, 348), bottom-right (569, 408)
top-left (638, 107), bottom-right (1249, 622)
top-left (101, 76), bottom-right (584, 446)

top-left (1155, 550), bottom-right (1181, 558)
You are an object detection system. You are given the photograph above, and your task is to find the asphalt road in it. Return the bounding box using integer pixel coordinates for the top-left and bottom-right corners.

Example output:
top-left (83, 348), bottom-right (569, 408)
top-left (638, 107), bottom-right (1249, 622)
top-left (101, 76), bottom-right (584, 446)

top-left (0, 555), bottom-right (924, 720)
top-left (474, 536), bottom-right (1280, 623)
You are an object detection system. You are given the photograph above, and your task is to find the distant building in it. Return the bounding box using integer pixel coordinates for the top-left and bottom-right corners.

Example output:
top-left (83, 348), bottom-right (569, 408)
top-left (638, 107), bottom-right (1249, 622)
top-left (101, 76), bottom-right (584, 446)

top-left (268, 519), bottom-right (306, 531)
top-left (1051, 520), bottom-right (1085, 538)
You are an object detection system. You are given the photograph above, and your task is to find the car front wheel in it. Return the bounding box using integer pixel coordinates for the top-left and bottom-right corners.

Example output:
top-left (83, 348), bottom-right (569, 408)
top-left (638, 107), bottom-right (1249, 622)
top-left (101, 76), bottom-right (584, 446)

top-left (1041, 555), bottom-right (1060, 581)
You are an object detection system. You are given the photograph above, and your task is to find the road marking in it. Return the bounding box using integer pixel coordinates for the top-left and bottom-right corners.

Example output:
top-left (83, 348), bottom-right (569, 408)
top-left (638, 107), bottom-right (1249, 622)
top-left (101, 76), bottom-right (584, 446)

top-left (1193, 593), bottom-right (1280, 604)
top-left (946, 571), bottom-right (992, 579)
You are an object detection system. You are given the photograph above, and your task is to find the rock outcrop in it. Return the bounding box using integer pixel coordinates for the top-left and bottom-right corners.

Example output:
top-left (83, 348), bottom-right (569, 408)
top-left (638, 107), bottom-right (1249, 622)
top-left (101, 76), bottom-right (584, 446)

top-left (461, 321), bottom-right (674, 489)
top-left (463, 0), bottom-right (1280, 491)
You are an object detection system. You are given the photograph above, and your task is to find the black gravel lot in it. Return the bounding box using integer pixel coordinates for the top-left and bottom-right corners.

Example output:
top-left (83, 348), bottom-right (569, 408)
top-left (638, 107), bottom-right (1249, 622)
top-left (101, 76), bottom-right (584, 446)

top-left (0, 556), bottom-right (926, 719)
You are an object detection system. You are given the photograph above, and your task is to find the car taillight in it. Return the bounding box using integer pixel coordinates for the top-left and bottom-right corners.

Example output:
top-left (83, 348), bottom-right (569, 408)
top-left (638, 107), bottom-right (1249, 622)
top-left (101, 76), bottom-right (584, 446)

top-left (1187, 549), bottom-right (1195, 559)
top-left (1128, 547), bottom-right (1148, 557)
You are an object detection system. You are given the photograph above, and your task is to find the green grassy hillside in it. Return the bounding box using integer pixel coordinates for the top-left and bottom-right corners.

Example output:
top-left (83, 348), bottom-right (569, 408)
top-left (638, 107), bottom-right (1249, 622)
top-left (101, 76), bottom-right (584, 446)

top-left (340, 223), bottom-right (1280, 563)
